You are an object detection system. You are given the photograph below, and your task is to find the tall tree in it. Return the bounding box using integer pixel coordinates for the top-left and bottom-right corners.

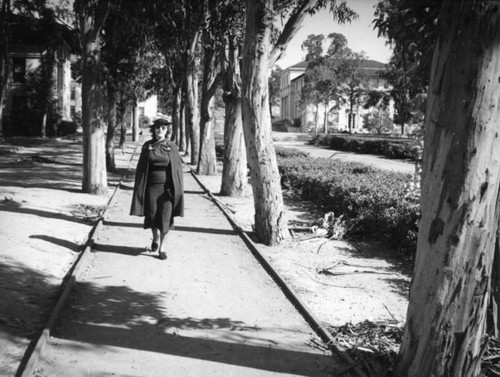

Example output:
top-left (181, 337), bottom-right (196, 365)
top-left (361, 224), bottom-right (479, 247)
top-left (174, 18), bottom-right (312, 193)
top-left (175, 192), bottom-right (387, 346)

top-left (336, 51), bottom-right (368, 133)
top-left (220, 31), bottom-right (248, 197)
top-left (396, 1), bottom-right (500, 376)
top-left (241, 0), bottom-right (355, 245)
top-left (75, 0), bottom-right (110, 194)
top-left (0, 0), bottom-right (11, 137)
top-left (197, 0), bottom-right (222, 176)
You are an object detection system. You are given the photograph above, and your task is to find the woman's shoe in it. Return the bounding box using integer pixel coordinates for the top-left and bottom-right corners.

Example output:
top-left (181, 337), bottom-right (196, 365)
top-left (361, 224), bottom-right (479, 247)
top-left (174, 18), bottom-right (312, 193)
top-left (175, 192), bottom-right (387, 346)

top-left (151, 242), bottom-right (159, 252)
top-left (158, 251), bottom-right (167, 260)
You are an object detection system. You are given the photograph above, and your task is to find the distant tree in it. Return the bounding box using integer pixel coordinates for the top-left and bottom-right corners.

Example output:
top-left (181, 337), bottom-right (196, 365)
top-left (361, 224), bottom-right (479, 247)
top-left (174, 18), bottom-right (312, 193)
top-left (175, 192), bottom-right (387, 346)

top-left (373, 0), bottom-right (439, 134)
top-left (301, 33), bottom-right (324, 61)
top-left (335, 51), bottom-right (369, 132)
top-left (101, 1), bottom-right (153, 171)
top-left (268, 65), bottom-right (282, 119)
top-left (361, 110), bottom-right (392, 134)
top-left (300, 32), bottom-right (366, 133)
top-left (363, 88), bottom-right (392, 134)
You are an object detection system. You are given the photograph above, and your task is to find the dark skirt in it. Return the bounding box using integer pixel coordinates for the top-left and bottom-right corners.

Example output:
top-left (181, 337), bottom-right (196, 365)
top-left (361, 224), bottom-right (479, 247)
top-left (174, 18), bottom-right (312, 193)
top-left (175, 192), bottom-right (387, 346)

top-left (144, 183), bottom-right (174, 234)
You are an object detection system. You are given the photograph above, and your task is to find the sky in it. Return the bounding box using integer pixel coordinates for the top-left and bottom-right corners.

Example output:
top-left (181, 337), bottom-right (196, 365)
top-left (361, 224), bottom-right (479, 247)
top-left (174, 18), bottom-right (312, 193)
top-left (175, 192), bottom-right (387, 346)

top-left (275, 0), bottom-right (393, 69)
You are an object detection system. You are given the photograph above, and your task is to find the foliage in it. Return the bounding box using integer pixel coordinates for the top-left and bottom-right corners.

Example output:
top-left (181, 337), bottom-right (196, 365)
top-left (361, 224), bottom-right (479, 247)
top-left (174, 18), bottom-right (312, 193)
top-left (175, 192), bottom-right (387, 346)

top-left (362, 110), bottom-right (393, 134)
top-left (310, 133), bottom-right (419, 160)
top-left (56, 120), bottom-right (78, 136)
top-left (373, 0), bottom-right (439, 129)
top-left (278, 154), bottom-right (419, 255)
top-left (269, 65), bottom-right (283, 113)
top-left (275, 146), bottom-right (309, 158)
top-left (300, 32), bottom-right (372, 133)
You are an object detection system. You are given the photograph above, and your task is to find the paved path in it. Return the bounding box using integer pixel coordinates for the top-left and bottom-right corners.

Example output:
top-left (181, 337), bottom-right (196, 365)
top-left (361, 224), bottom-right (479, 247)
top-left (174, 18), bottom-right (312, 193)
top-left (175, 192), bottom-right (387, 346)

top-left (273, 133), bottom-right (415, 174)
top-left (36, 154), bottom-right (342, 376)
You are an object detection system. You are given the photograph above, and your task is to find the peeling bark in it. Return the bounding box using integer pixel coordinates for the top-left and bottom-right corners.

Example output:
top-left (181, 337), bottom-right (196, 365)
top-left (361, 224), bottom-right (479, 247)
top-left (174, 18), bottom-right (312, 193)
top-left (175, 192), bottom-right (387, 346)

top-left (396, 2), bottom-right (500, 376)
top-left (220, 36), bottom-right (248, 197)
top-left (242, 0), bottom-right (288, 245)
top-left (78, 0), bottom-right (110, 195)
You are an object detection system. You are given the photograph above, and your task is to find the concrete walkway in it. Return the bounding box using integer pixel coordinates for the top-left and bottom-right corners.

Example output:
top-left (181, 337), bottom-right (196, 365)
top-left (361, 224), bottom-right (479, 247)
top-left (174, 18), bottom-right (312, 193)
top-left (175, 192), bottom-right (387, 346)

top-left (35, 153), bottom-right (342, 376)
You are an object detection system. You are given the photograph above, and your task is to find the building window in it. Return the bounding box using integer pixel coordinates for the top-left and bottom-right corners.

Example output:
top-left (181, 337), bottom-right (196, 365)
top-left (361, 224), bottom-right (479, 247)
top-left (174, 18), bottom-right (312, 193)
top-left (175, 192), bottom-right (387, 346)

top-left (71, 106), bottom-right (75, 117)
top-left (12, 57), bottom-right (26, 83)
top-left (70, 87), bottom-right (76, 100)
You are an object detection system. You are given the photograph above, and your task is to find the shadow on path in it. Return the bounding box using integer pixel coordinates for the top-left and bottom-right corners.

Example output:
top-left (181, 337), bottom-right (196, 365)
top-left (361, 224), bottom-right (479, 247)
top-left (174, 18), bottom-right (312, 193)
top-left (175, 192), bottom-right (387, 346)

top-left (53, 280), bottom-right (335, 375)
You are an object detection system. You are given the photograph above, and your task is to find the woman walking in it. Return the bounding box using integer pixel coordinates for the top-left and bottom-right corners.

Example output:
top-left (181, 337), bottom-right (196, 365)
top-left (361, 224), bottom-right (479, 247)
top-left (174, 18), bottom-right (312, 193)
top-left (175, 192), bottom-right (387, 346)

top-left (130, 118), bottom-right (184, 260)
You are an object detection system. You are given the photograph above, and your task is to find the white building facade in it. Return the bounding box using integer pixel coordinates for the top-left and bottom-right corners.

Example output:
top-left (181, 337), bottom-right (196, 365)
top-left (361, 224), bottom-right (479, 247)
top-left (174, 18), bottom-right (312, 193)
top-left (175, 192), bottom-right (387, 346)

top-left (278, 60), bottom-right (393, 133)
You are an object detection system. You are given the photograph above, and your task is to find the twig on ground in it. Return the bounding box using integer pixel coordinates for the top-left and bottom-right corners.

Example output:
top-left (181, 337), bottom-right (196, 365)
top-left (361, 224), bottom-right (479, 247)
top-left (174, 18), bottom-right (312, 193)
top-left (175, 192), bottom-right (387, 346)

top-left (382, 304), bottom-right (399, 323)
top-left (297, 266), bottom-right (367, 289)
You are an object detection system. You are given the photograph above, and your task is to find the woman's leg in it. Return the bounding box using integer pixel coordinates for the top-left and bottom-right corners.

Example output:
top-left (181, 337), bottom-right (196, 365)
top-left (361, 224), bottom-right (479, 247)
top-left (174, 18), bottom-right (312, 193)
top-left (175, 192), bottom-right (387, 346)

top-left (158, 231), bottom-right (169, 260)
top-left (151, 228), bottom-right (160, 251)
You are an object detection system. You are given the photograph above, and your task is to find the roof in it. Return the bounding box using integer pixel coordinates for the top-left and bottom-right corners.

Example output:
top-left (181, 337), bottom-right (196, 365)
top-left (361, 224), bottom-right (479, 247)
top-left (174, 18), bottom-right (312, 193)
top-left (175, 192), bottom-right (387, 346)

top-left (282, 58), bottom-right (387, 78)
top-left (8, 14), bottom-right (79, 53)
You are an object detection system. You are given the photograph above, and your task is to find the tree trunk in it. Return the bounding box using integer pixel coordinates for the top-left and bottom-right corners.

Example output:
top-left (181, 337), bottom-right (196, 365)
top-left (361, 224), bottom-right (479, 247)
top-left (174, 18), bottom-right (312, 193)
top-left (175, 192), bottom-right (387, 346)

top-left (0, 0), bottom-right (11, 137)
top-left (171, 85), bottom-right (181, 144)
top-left (221, 94), bottom-right (247, 197)
top-left (220, 35), bottom-right (248, 197)
top-left (117, 95), bottom-right (127, 149)
top-left (323, 101), bottom-right (327, 133)
top-left (132, 102), bottom-right (139, 142)
top-left (78, 1), bottom-right (109, 195)
top-left (105, 86), bottom-right (118, 172)
top-left (197, 43), bottom-right (219, 176)
top-left (179, 94), bottom-right (186, 153)
top-left (396, 2), bottom-right (500, 376)
top-left (314, 104), bottom-right (319, 133)
top-left (185, 55), bottom-right (199, 165)
top-left (242, 0), bottom-right (288, 246)
top-left (491, 226), bottom-right (500, 337)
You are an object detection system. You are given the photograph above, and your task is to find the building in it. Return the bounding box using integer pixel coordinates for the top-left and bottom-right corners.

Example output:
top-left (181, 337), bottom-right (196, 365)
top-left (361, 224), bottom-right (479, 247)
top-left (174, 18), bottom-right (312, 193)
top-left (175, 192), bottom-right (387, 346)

top-left (278, 59), bottom-right (393, 133)
top-left (2, 15), bottom-right (75, 136)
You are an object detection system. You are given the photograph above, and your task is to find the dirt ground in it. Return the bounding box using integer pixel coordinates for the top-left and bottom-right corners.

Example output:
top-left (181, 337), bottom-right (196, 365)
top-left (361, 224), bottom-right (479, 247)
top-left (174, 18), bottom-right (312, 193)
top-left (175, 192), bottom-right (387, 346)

top-left (0, 133), bottom-right (411, 376)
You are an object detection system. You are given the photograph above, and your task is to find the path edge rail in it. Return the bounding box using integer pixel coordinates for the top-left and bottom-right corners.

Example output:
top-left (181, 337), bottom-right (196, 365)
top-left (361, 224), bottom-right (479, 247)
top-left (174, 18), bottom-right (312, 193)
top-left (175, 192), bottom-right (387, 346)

top-left (16, 142), bottom-right (141, 377)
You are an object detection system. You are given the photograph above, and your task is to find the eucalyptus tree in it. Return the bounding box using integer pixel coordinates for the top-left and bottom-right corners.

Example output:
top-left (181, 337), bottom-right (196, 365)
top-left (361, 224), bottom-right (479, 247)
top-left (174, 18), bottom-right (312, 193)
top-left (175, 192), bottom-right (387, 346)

top-left (219, 1), bottom-right (248, 197)
top-left (0, 0), bottom-right (11, 136)
top-left (149, 0), bottom-right (204, 165)
top-left (74, 0), bottom-right (110, 194)
top-left (241, 0), bottom-right (356, 245)
top-left (101, 1), bottom-right (153, 171)
top-left (148, 1), bottom-right (187, 150)
top-left (393, 1), bottom-right (500, 375)
top-left (197, 0), bottom-right (222, 175)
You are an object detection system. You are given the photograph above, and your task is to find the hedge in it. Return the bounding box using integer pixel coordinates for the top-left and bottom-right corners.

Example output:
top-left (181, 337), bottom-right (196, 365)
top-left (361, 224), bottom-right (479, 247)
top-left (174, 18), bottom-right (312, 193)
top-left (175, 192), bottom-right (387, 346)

top-left (310, 133), bottom-right (420, 161)
top-left (278, 154), bottom-right (419, 256)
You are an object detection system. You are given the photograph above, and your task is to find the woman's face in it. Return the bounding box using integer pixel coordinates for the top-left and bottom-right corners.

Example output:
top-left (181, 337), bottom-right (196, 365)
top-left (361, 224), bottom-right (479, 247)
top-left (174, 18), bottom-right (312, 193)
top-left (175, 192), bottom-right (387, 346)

top-left (154, 124), bottom-right (169, 139)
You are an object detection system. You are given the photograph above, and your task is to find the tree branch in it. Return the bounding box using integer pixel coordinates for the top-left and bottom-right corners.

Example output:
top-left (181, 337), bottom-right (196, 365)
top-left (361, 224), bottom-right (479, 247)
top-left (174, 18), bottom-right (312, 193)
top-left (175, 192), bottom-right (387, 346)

top-left (269, 0), bottom-right (319, 68)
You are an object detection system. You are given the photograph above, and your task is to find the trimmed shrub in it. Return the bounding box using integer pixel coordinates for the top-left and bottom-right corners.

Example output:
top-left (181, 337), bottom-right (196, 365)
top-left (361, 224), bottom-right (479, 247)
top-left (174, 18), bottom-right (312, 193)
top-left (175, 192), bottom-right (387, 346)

top-left (57, 120), bottom-right (78, 136)
top-left (278, 155), bottom-right (419, 256)
top-left (310, 134), bottom-right (420, 161)
top-left (275, 146), bottom-right (309, 158)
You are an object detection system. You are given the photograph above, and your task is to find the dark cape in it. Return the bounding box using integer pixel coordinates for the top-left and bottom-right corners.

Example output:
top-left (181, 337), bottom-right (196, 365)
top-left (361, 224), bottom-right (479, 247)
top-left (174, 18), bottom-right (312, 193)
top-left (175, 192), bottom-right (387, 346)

top-left (130, 139), bottom-right (184, 218)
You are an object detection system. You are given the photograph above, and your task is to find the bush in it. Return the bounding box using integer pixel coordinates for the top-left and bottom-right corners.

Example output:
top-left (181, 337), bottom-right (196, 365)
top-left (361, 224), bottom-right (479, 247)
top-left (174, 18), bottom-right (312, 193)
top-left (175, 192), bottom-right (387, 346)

top-left (275, 146), bottom-right (309, 158)
top-left (215, 133), bottom-right (224, 158)
top-left (310, 134), bottom-right (420, 161)
top-left (278, 155), bottom-right (419, 256)
top-left (57, 120), bottom-right (78, 136)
